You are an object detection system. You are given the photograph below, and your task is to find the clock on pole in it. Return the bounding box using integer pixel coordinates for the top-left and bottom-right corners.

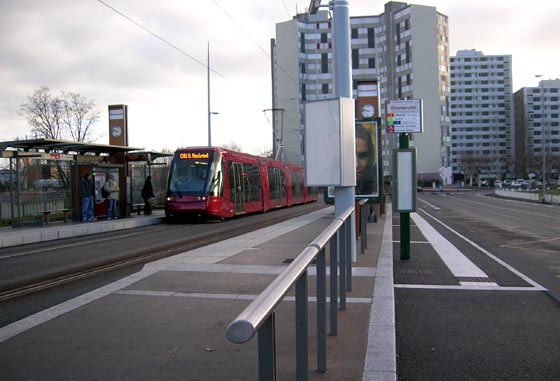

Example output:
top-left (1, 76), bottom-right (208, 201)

top-left (360, 104), bottom-right (375, 119)
top-left (111, 126), bottom-right (122, 138)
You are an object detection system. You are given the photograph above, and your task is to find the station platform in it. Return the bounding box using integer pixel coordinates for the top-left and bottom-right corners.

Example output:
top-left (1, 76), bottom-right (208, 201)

top-left (0, 211), bottom-right (166, 248)
top-left (0, 206), bottom-right (396, 380)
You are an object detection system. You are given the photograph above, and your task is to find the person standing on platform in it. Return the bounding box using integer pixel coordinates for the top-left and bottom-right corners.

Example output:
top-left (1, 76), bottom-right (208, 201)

top-left (80, 173), bottom-right (95, 222)
top-left (104, 174), bottom-right (119, 220)
top-left (141, 176), bottom-right (155, 215)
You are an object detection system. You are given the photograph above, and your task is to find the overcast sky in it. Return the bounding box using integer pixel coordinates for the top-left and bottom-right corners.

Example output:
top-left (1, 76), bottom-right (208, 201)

top-left (1, 0), bottom-right (558, 154)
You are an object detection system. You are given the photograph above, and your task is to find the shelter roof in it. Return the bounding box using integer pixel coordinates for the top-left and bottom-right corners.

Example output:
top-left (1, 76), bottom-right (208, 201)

top-left (128, 150), bottom-right (173, 162)
top-left (0, 138), bottom-right (142, 156)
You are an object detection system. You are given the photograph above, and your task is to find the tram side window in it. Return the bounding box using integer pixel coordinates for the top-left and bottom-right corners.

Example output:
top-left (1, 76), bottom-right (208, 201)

top-left (268, 167), bottom-right (276, 193)
top-left (291, 172), bottom-right (302, 197)
top-left (229, 161), bottom-right (261, 203)
top-left (245, 163), bottom-right (262, 202)
top-left (208, 158), bottom-right (224, 196)
top-left (279, 170), bottom-right (286, 197)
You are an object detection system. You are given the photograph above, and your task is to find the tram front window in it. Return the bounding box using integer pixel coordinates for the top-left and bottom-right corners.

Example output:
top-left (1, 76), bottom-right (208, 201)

top-left (170, 157), bottom-right (212, 194)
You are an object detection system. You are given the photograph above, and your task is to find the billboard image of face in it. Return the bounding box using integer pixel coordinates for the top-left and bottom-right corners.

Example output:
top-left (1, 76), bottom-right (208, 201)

top-left (355, 121), bottom-right (379, 198)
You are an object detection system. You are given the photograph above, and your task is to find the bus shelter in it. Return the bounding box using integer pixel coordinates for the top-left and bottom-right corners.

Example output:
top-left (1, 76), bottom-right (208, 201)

top-left (0, 138), bottom-right (141, 227)
top-left (127, 151), bottom-right (172, 212)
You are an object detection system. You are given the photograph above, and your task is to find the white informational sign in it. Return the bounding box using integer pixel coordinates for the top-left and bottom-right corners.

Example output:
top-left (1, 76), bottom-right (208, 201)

top-left (304, 98), bottom-right (356, 187)
top-left (386, 99), bottom-right (423, 134)
top-left (393, 149), bottom-right (417, 212)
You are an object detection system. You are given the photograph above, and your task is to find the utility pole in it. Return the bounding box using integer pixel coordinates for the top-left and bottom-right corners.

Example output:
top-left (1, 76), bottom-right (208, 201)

top-left (207, 42), bottom-right (212, 146)
top-left (332, 0), bottom-right (356, 261)
top-left (536, 75), bottom-right (546, 202)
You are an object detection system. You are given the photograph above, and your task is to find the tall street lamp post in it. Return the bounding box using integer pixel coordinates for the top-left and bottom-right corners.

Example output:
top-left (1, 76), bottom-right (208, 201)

top-left (536, 75), bottom-right (546, 202)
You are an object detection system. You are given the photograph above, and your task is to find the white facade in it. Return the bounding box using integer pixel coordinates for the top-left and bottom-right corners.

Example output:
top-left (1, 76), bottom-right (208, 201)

top-left (450, 49), bottom-right (513, 179)
top-left (273, 2), bottom-right (450, 181)
top-left (514, 79), bottom-right (560, 177)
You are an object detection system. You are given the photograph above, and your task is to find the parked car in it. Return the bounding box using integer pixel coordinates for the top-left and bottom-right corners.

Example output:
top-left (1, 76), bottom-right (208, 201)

top-left (33, 179), bottom-right (61, 191)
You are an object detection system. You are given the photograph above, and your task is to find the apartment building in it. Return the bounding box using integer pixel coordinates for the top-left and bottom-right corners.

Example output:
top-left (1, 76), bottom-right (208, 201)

top-left (449, 49), bottom-right (513, 181)
top-left (514, 79), bottom-right (560, 178)
top-left (272, 1), bottom-right (450, 182)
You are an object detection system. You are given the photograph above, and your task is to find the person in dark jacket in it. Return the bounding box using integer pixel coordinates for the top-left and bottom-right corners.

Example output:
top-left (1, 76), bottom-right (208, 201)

top-left (80, 173), bottom-right (96, 222)
top-left (141, 176), bottom-right (155, 215)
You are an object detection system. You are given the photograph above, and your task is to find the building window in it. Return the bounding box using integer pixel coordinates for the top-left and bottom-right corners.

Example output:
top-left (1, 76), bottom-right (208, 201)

top-left (405, 41), bottom-right (411, 63)
top-left (300, 32), bottom-right (305, 53)
top-left (321, 53), bottom-right (328, 73)
top-left (301, 63), bottom-right (305, 74)
top-left (351, 28), bottom-right (358, 39)
top-left (352, 49), bottom-right (359, 69)
top-left (322, 83), bottom-right (329, 94)
top-left (367, 28), bottom-right (375, 48)
top-left (368, 58), bottom-right (376, 69)
top-left (321, 33), bottom-right (328, 44)
top-left (301, 84), bottom-right (306, 102)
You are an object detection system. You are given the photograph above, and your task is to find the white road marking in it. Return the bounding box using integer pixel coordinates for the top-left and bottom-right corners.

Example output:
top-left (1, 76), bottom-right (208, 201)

top-left (410, 212), bottom-right (496, 286)
top-left (395, 284), bottom-right (545, 291)
top-left (113, 289), bottom-right (372, 304)
top-left (418, 208), bottom-right (547, 291)
top-left (418, 198), bottom-right (441, 210)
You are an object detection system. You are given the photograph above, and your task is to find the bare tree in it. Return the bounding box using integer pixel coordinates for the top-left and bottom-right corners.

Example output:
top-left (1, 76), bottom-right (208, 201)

top-left (19, 87), bottom-right (99, 142)
top-left (19, 87), bottom-right (100, 189)
top-left (61, 91), bottom-right (100, 142)
top-left (253, 146), bottom-right (273, 158)
top-left (19, 87), bottom-right (64, 139)
top-left (221, 142), bottom-right (243, 152)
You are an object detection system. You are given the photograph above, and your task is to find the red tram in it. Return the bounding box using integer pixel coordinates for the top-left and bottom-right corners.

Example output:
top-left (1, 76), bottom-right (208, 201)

top-left (164, 147), bottom-right (318, 220)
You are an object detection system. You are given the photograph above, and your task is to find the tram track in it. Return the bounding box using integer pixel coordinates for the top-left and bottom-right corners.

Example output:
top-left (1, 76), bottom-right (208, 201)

top-left (0, 202), bottom-right (328, 302)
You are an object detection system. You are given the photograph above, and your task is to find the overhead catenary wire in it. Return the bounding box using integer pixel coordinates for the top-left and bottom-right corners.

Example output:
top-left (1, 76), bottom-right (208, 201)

top-left (97, 0), bottom-right (228, 80)
top-left (210, 0), bottom-right (300, 87)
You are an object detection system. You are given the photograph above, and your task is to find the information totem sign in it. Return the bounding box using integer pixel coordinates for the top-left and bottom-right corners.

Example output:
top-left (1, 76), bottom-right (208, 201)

top-left (386, 99), bottom-right (423, 134)
top-left (108, 104), bottom-right (128, 146)
top-left (108, 104), bottom-right (128, 217)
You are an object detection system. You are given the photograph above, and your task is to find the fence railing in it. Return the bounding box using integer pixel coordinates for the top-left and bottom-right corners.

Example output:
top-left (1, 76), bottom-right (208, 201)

top-left (226, 206), bottom-right (362, 380)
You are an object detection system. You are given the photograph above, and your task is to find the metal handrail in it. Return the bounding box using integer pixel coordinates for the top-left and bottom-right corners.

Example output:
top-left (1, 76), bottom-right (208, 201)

top-left (226, 206), bottom-right (355, 380)
top-left (226, 245), bottom-right (319, 344)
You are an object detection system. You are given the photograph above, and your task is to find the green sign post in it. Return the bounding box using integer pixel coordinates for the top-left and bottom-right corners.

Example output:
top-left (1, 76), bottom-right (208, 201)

top-left (387, 99), bottom-right (422, 261)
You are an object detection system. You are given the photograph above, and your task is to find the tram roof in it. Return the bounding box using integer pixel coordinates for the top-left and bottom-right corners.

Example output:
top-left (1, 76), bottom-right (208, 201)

top-left (0, 138), bottom-right (142, 156)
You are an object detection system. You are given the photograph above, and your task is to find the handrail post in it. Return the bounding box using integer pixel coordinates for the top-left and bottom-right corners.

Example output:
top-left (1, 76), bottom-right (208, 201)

top-left (360, 202), bottom-right (366, 254)
top-left (330, 232), bottom-right (338, 334)
top-left (339, 221), bottom-right (346, 311)
top-left (296, 272), bottom-right (308, 381)
top-left (316, 248), bottom-right (327, 373)
top-left (258, 312), bottom-right (276, 381)
top-left (363, 202), bottom-right (368, 249)
top-left (345, 216), bottom-right (352, 291)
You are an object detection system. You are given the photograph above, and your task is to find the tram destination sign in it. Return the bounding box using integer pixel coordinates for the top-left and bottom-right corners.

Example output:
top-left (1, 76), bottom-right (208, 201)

top-left (386, 99), bottom-right (423, 134)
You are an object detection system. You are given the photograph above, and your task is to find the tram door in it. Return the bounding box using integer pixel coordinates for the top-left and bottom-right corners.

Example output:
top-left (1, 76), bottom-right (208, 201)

top-left (273, 169), bottom-right (283, 205)
top-left (230, 162), bottom-right (245, 213)
top-left (292, 172), bottom-right (303, 204)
